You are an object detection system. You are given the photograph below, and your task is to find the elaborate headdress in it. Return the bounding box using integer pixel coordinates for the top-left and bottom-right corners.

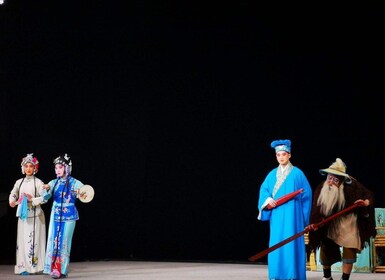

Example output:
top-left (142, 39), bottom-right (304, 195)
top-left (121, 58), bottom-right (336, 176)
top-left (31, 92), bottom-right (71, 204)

top-left (319, 158), bottom-right (352, 184)
top-left (270, 139), bottom-right (291, 153)
top-left (21, 153), bottom-right (39, 174)
top-left (53, 153), bottom-right (72, 175)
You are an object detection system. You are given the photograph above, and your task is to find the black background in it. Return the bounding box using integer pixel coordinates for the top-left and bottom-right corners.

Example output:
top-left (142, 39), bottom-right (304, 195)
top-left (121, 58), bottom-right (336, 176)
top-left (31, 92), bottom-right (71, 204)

top-left (1, 1), bottom-right (384, 264)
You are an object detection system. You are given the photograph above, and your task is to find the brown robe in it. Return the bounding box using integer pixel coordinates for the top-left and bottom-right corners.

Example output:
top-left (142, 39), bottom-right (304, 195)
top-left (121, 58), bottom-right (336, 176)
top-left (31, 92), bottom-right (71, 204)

top-left (308, 178), bottom-right (376, 251)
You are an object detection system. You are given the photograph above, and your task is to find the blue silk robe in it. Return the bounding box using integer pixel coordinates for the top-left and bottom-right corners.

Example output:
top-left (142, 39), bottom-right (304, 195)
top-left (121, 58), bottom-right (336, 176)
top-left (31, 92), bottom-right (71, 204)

top-left (258, 166), bottom-right (312, 280)
top-left (42, 176), bottom-right (83, 277)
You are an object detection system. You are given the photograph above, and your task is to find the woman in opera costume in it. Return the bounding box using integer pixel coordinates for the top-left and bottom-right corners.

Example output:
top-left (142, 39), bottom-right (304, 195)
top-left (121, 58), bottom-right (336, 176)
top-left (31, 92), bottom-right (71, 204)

top-left (42, 154), bottom-right (85, 279)
top-left (9, 153), bottom-right (46, 275)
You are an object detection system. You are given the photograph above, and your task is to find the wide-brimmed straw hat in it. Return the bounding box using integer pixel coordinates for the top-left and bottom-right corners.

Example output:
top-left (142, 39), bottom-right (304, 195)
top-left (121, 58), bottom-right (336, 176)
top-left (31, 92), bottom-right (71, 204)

top-left (319, 158), bottom-right (352, 184)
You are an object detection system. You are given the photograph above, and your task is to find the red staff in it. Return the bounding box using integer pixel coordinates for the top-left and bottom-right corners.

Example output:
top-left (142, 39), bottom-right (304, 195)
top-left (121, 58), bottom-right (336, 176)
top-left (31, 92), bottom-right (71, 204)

top-left (267, 188), bottom-right (304, 209)
top-left (249, 201), bottom-right (365, 262)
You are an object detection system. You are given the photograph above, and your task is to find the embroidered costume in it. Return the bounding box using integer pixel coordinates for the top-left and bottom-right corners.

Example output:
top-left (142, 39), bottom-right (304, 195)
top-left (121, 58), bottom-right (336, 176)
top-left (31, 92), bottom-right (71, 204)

top-left (258, 140), bottom-right (312, 280)
top-left (43, 154), bottom-right (84, 279)
top-left (9, 154), bottom-right (46, 275)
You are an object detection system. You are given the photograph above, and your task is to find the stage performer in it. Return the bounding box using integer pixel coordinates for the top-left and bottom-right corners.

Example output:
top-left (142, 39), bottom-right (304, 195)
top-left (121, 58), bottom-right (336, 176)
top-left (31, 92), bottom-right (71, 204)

top-left (42, 154), bottom-right (84, 279)
top-left (9, 153), bottom-right (46, 275)
top-left (307, 158), bottom-right (376, 280)
top-left (257, 139), bottom-right (312, 280)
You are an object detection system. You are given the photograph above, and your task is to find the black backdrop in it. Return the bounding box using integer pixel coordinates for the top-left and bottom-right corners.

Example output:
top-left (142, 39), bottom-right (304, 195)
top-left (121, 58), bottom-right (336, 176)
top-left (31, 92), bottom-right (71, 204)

top-left (1, 2), bottom-right (384, 264)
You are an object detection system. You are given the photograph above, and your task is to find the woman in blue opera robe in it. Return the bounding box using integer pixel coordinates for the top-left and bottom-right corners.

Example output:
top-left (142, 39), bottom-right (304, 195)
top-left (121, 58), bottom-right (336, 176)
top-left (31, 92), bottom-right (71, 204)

top-left (258, 139), bottom-right (312, 280)
top-left (42, 154), bottom-right (84, 279)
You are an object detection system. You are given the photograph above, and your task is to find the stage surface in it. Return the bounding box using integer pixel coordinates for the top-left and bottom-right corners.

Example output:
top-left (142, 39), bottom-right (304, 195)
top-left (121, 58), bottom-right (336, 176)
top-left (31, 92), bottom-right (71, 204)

top-left (0, 261), bottom-right (383, 280)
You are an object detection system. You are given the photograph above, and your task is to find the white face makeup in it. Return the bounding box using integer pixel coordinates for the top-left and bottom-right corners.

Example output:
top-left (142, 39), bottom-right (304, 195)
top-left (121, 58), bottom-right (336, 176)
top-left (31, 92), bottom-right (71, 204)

top-left (55, 164), bottom-right (66, 178)
top-left (23, 163), bottom-right (35, 176)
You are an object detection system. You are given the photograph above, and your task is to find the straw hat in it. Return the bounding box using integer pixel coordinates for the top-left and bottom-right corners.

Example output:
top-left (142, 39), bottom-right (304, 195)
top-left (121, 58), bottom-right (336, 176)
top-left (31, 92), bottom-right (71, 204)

top-left (319, 158), bottom-right (352, 184)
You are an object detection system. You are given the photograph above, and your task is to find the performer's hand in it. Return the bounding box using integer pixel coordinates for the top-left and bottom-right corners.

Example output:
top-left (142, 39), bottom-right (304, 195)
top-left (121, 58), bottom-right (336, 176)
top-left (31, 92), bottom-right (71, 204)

top-left (9, 200), bottom-right (16, 208)
top-left (17, 194), bottom-right (24, 204)
top-left (306, 224), bottom-right (318, 231)
top-left (354, 199), bottom-right (369, 206)
top-left (268, 199), bottom-right (277, 208)
top-left (42, 184), bottom-right (50, 191)
top-left (25, 193), bottom-right (33, 201)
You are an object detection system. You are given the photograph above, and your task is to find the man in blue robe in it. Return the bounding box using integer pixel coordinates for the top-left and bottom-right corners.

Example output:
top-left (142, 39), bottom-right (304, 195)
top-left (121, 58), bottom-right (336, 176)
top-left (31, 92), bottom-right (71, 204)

top-left (258, 139), bottom-right (312, 280)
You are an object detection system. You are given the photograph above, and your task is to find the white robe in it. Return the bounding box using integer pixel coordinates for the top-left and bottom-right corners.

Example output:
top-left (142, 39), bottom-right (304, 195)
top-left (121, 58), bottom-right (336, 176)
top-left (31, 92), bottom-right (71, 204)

top-left (9, 175), bottom-right (46, 274)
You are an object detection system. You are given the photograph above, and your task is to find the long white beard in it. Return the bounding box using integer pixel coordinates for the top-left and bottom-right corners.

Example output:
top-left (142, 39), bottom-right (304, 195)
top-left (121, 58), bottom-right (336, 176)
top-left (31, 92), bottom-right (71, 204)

top-left (317, 182), bottom-right (345, 216)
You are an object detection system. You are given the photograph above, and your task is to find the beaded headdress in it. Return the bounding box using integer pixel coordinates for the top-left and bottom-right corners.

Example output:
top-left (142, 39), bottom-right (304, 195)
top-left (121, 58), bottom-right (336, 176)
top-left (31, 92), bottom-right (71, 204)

top-left (21, 153), bottom-right (39, 174)
top-left (53, 153), bottom-right (72, 175)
